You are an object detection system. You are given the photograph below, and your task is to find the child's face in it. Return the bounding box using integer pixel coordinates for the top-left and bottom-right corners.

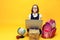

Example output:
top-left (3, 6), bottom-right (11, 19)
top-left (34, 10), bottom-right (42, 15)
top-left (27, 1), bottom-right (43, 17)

top-left (33, 6), bottom-right (37, 13)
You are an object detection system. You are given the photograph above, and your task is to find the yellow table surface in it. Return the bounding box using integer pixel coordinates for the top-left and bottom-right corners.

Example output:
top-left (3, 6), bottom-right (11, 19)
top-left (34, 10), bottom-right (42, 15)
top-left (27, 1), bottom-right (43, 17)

top-left (0, 0), bottom-right (60, 40)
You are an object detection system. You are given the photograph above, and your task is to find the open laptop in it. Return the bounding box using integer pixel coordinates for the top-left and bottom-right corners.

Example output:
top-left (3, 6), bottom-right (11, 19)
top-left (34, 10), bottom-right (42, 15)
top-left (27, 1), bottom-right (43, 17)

top-left (25, 20), bottom-right (43, 29)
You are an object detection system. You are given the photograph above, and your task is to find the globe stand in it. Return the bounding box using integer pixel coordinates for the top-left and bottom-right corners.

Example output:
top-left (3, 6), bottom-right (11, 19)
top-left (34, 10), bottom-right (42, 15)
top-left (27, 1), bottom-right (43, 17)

top-left (16, 35), bottom-right (24, 39)
top-left (20, 35), bottom-right (24, 38)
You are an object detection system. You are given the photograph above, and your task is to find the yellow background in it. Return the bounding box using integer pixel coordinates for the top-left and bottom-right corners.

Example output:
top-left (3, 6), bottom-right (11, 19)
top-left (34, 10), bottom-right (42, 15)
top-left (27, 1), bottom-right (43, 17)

top-left (0, 0), bottom-right (60, 40)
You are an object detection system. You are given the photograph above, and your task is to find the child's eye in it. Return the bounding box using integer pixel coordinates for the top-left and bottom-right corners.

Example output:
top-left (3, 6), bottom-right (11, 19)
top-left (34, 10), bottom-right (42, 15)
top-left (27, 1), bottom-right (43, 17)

top-left (33, 8), bottom-right (37, 9)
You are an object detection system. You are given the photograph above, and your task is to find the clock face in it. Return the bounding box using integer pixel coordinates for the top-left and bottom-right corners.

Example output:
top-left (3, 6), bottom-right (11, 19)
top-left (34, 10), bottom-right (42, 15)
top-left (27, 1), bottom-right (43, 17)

top-left (17, 28), bottom-right (26, 35)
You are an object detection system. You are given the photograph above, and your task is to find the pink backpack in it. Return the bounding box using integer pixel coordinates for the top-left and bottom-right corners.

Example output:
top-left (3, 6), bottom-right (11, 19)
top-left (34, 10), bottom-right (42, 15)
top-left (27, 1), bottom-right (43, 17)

top-left (42, 19), bottom-right (56, 38)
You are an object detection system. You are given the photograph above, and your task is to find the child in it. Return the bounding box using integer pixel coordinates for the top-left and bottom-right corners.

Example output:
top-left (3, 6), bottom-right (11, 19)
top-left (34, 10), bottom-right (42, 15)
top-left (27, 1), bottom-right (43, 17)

top-left (27, 4), bottom-right (42, 34)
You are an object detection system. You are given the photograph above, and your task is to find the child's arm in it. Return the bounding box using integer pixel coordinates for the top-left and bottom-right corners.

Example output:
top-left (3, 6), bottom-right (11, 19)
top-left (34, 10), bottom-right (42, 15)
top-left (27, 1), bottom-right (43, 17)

top-left (29, 14), bottom-right (31, 19)
top-left (39, 14), bottom-right (42, 20)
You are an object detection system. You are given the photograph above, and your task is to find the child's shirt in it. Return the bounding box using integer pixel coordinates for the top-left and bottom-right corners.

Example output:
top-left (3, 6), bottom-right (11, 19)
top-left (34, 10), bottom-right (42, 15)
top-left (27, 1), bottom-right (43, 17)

top-left (29, 13), bottom-right (42, 20)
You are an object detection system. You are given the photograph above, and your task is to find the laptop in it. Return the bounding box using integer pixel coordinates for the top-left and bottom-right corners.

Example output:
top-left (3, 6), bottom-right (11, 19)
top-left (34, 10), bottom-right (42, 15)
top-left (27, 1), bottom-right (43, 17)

top-left (25, 20), bottom-right (43, 29)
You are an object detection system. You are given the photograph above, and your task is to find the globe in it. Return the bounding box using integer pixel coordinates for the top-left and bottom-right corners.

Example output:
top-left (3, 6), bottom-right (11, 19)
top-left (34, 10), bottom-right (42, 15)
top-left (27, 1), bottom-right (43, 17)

top-left (17, 27), bottom-right (26, 35)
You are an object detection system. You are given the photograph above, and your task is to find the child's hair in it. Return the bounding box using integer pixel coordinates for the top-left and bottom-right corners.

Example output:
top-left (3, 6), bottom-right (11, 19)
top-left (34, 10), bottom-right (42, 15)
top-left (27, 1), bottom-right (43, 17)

top-left (31, 4), bottom-right (39, 13)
